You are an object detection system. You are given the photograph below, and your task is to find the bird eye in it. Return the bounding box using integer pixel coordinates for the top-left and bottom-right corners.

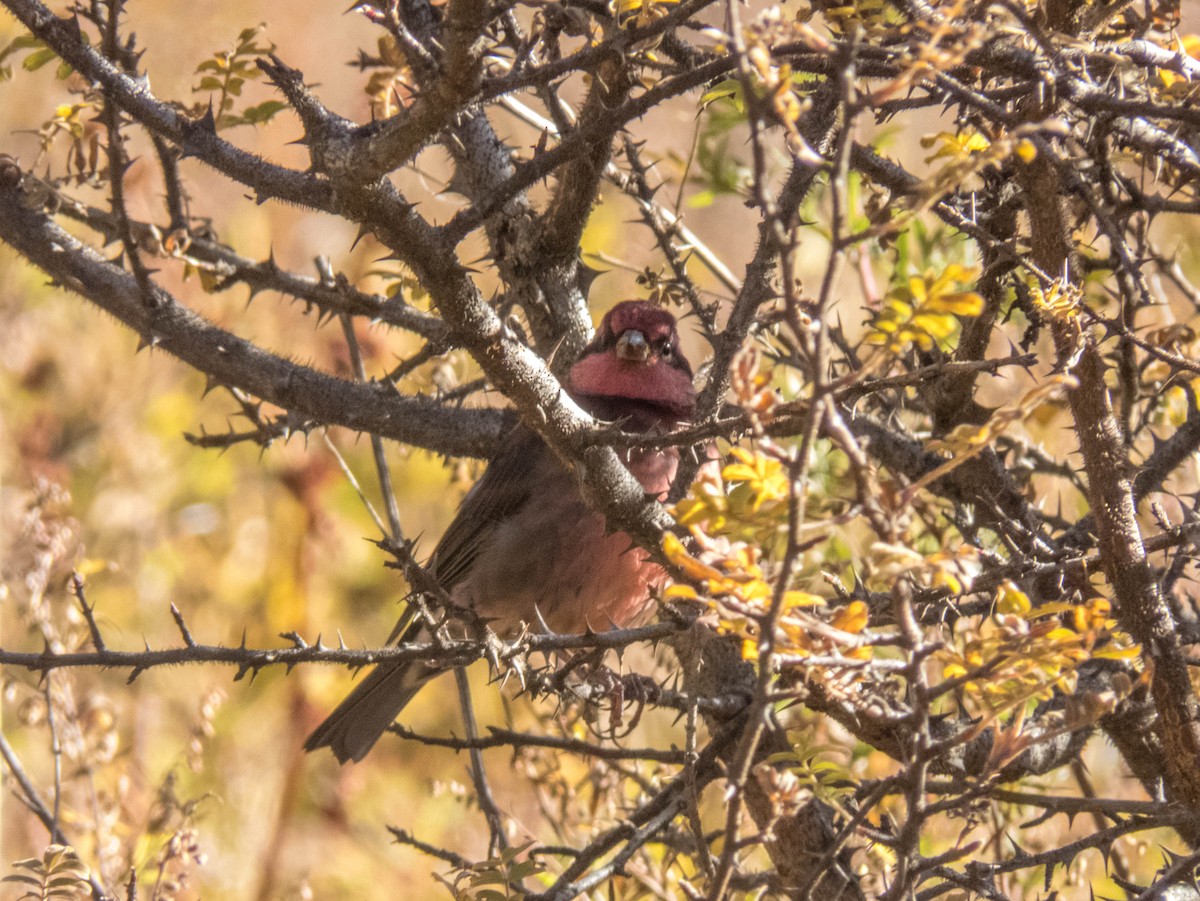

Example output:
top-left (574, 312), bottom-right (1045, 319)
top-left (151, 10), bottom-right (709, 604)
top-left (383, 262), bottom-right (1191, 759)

top-left (659, 341), bottom-right (673, 359)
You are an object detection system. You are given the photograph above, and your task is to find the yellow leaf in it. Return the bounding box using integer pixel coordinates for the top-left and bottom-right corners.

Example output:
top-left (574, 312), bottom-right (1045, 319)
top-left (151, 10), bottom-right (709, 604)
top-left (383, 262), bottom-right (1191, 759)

top-left (932, 569), bottom-right (963, 594)
top-left (996, 581), bottom-right (1031, 615)
top-left (1093, 644), bottom-right (1142, 661)
top-left (922, 129), bottom-right (991, 163)
top-left (663, 584), bottom-right (698, 600)
top-left (663, 532), bottom-right (725, 582)
top-left (784, 590), bottom-right (826, 608)
top-left (1044, 627), bottom-right (1081, 644)
top-left (962, 132), bottom-right (991, 153)
top-left (937, 263), bottom-right (975, 284)
top-left (722, 463), bottom-right (761, 482)
top-left (912, 312), bottom-right (957, 339)
top-left (661, 530), bottom-right (688, 559)
top-left (75, 558), bottom-right (111, 577)
top-left (933, 291), bottom-right (984, 316)
top-left (832, 601), bottom-right (868, 634)
top-left (869, 269), bottom-right (980, 354)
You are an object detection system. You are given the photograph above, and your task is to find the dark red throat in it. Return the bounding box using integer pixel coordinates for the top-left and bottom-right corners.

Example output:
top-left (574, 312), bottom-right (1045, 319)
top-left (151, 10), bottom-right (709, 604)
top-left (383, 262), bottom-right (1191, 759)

top-left (568, 301), bottom-right (696, 423)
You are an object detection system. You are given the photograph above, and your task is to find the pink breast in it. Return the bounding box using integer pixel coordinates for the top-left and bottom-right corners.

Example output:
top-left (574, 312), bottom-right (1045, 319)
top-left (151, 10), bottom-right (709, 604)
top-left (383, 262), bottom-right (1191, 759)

top-left (454, 447), bottom-right (678, 636)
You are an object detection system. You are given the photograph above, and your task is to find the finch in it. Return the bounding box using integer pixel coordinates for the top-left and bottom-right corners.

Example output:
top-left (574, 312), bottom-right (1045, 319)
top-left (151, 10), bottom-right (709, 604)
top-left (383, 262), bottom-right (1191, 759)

top-left (305, 301), bottom-right (697, 763)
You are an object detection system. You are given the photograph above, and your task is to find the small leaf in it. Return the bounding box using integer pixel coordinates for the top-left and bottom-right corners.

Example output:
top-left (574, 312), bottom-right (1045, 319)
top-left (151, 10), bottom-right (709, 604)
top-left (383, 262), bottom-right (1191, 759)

top-left (783, 590), bottom-right (825, 608)
top-left (23, 46), bottom-right (59, 71)
top-left (832, 601), bottom-right (869, 634)
top-left (240, 100), bottom-right (287, 124)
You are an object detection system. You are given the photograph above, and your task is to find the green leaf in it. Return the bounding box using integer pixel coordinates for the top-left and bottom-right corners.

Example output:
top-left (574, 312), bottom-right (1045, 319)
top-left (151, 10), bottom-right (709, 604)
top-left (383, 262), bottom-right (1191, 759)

top-left (240, 100), bottom-right (286, 124)
top-left (23, 46), bottom-right (59, 71)
top-left (1, 874), bottom-right (44, 886)
top-left (699, 78), bottom-right (740, 108)
top-left (470, 872), bottom-right (510, 886)
top-left (0, 33), bottom-right (44, 65)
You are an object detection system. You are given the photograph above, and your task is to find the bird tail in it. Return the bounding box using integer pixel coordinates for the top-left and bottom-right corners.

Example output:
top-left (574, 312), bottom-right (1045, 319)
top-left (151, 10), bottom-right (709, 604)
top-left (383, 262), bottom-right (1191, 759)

top-left (305, 616), bottom-right (435, 763)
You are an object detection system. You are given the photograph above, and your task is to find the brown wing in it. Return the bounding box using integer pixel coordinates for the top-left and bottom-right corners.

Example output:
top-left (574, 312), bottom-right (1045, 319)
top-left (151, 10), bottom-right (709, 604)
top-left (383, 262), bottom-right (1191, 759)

top-left (307, 426), bottom-right (555, 761)
top-left (428, 424), bottom-right (552, 591)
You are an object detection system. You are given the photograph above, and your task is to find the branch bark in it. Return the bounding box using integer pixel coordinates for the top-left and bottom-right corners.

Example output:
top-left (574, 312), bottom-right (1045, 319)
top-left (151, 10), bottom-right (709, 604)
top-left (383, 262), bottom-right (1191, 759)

top-left (0, 179), bottom-right (503, 457)
top-left (1018, 152), bottom-right (1200, 818)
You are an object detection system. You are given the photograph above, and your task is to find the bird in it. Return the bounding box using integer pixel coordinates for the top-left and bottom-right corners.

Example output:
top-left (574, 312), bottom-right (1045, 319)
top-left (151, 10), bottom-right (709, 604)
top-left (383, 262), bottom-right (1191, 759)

top-left (305, 300), bottom-right (698, 763)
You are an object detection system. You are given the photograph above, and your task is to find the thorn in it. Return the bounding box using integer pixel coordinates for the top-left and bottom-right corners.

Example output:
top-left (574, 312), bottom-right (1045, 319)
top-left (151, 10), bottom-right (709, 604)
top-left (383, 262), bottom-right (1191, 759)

top-left (577, 260), bottom-right (606, 297)
top-left (71, 573), bottom-right (106, 650)
top-left (181, 105), bottom-right (218, 160)
top-left (442, 169), bottom-right (474, 199)
top-left (350, 224), bottom-right (372, 252)
top-left (170, 603), bottom-right (197, 648)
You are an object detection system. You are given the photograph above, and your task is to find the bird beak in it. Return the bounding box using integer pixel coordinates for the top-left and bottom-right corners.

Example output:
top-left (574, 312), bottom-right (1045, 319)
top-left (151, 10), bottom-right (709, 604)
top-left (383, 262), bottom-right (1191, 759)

top-left (615, 329), bottom-right (650, 362)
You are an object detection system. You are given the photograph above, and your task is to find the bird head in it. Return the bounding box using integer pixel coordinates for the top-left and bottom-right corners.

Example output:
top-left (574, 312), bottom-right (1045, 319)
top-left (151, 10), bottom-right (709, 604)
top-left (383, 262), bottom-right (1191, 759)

top-left (567, 301), bottom-right (696, 420)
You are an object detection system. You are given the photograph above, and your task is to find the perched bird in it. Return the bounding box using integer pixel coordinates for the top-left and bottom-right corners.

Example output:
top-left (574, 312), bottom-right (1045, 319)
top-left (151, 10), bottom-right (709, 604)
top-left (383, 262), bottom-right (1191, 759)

top-left (306, 301), bottom-right (698, 763)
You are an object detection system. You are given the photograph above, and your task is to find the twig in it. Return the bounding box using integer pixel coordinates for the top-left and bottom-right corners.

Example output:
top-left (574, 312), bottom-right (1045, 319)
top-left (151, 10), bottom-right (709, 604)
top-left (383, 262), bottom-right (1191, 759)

top-left (0, 731), bottom-right (112, 900)
top-left (453, 667), bottom-right (509, 855)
